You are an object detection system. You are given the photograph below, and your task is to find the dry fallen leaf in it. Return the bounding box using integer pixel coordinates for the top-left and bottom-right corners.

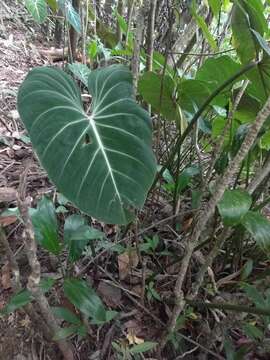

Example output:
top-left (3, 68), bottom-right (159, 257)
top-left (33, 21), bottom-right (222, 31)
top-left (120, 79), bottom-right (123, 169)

top-left (1, 263), bottom-right (12, 289)
top-left (118, 249), bottom-right (139, 281)
top-left (127, 332), bottom-right (144, 345)
top-left (125, 319), bottom-right (144, 345)
top-left (97, 281), bottom-right (121, 308)
top-left (0, 187), bottom-right (17, 202)
top-left (0, 215), bottom-right (17, 227)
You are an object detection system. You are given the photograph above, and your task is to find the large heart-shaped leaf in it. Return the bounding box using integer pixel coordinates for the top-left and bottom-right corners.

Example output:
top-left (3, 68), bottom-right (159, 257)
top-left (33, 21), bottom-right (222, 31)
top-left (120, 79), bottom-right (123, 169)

top-left (58, 0), bottom-right (81, 33)
top-left (25, 0), bottom-right (48, 24)
top-left (17, 65), bottom-right (156, 224)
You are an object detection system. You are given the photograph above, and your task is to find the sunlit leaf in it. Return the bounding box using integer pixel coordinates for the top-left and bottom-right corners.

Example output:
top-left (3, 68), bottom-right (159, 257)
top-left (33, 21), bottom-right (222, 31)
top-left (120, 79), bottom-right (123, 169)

top-left (68, 63), bottom-right (91, 87)
top-left (30, 197), bottom-right (61, 254)
top-left (58, 0), bottom-right (81, 33)
top-left (217, 189), bottom-right (252, 226)
top-left (192, 4), bottom-right (218, 51)
top-left (130, 341), bottom-right (158, 354)
top-left (242, 211), bottom-right (270, 252)
top-left (231, 0), bottom-right (267, 64)
top-left (208, 0), bottom-right (221, 18)
top-left (25, 0), bottom-right (47, 24)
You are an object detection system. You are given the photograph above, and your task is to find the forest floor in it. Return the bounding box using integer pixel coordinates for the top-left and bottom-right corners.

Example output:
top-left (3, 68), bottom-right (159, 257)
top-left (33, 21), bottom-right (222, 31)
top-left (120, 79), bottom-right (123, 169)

top-left (1, 2), bottom-right (270, 360)
top-left (0, 4), bottom-right (167, 359)
top-left (0, 2), bottom-right (58, 359)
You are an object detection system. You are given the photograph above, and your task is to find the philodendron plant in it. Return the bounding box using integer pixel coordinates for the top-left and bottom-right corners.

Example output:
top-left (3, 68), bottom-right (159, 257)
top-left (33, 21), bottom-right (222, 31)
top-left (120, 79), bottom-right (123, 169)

top-left (17, 64), bottom-right (156, 224)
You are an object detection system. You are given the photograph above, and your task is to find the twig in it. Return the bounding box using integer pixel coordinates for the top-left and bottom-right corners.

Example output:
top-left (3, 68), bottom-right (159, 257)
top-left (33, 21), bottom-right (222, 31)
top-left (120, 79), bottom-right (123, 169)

top-left (247, 155), bottom-right (270, 194)
top-left (153, 61), bottom-right (258, 190)
top-left (205, 79), bottom-right (249, 184)
top-left (17, 163), bottom-right (74, 360)
top-left (185, 299), bottom-right (270, 317)
top-left (188, 227), bottom-right (232, 299)
top-left (146, 0), bottom-right (157, 72)
top-left (77, 210), bottom-right (194, 276)
top-left (0, 226), bottom-right (21, 290)
top-left (131, 1), bottom-right (150, 93)
top-left (98, 266), bottom-right (222, 359)
top-left (160, 94), bottom-right (270, 350)
top-left (169, 48), bottom-right (235, 56)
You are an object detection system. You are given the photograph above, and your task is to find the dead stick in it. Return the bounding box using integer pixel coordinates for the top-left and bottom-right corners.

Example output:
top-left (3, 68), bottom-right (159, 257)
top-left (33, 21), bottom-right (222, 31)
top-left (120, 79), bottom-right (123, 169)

top-left (17, 162), bottom-right (74, 360)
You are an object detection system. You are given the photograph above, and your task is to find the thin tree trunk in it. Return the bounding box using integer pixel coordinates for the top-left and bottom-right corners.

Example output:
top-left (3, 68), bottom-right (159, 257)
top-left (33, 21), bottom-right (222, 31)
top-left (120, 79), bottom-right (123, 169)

top-left (146, 0), bottom-right (157, 72)
top-left (69, 0), bottom-right (81, 62)
top-left (132, 0), bottom-right (150, 93)
top-left (159, 94), bottom-right (270, 350)
top-left (116, 0), bottom-right (123, 43)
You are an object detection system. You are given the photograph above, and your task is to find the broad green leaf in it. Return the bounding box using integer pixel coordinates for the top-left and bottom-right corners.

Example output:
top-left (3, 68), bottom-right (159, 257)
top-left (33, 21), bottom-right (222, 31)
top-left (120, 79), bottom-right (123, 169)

top-left (130, 342), bottom-right (158, 354)
top-left (68, 63), bottom-right (91, 87)
top-left (0, 278), bottom-right (54, 316)
top-left (246, 54), bottom-right (270, 103)
top-left (192, 4), bottom-right (218, 51)
top-left (30, 197), bottom-right (61, 254)
top-left (195, 56), bottom-right (242, 107)
top-left (64, 214), bottom-right (104, 262)
top-left (217, 189), bottom-right (252, 226)
top-left (251, 29), bottom-right (270, 56)
top-left (47, 0), bottom-right (58, 12)
top-left (64, 278), bottom-right (108, 323)
top-left (242, 211), bottom-right (270, 252)
top-left (17, 65), bottom-right (156, 225)
top-left (234, 92), bottom-right (261, 123)
top-left (138, 72), bottom-right (178, 121)
top-left (25, 0), bottom-right (47, 24)
top-left (0, 290), bottom-right (32, 315)
top-left (260, 130), bottom-right (270, 150)
top-left (91, 310), bottom-right (117, 325)
top-left (177, 165), bottom-right (200, 194)
top-left (241, 283), bottom-right (266, 308)
top-left (58, 0), bottom-right (81, 33)
top-left (242, 323), bottom-right (264, 341)
top-left (178, 79), bottom-right (212, 114)
top-left (240, 259), bottom-right (253, 280)
top-left (208, 0), bottom-right (221, 18)
top-left (196, 56), bottom-right (241, 93)
top-left (231, 0), bottom-right (267, 64)
top-left (88, 40), bottom-right (98, 60)
top-left (53, 325), bottom-right (83, 340)
top-left (115, 11), bottom-right (128, 33)
top-left (52, 306), bottom-right (81, 325)
top-left (40, 277), bottom-right (55, 292)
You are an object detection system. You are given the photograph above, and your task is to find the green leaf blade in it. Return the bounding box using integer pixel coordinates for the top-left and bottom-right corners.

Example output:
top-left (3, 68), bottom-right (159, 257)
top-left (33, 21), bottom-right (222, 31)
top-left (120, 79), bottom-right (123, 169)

top-left (25, 0), bottom-right (47, 24)
top-left (64, 214), bottom-right (103, 262)
top-left (63, 278), bottom-right (108, 323)
top-left (17, 65), bottom-right (156, 225)
top-left (30, 197), bottom-right (61, 255)
top-left (242, 211), bottom-right (270, 252)
top-left (217, 190), bottom-right (252, 226)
